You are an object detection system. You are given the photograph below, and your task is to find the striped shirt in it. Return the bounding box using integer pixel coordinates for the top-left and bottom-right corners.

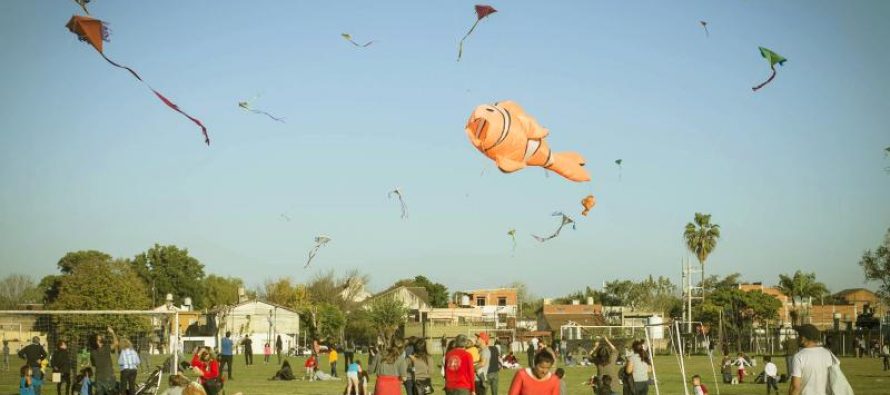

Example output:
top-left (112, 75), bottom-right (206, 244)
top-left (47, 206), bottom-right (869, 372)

top-left (118, 348), bottom-right (140, 370)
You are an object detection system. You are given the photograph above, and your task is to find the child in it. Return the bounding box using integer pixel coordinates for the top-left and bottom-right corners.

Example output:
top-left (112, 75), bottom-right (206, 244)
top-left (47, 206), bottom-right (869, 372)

top-left (720, 356), bottom-right (733, 384)
top-left (344, 360), bottom-right (362, 395)
top-left (763, 356), bottom-right (779, 395)
top-left (20, 365), bottom-right (36, 395)
top-left (263, 343), bottom-right (272, 364)
top-left (733, 353), bottom-right (751, 383)
top-left (75, 367), bottom-right (93, 395)
top-left (304, 354), bottom-right (318, 381)
top-left (598, 375), bottom-right (618, 395)
top-left (555, 367), bottom-right (567, 395)
top-left (691, 374), bottom-right (709, 395)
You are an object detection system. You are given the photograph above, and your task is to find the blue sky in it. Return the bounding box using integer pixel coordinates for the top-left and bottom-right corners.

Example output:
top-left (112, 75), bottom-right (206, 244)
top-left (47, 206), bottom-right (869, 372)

top-left (1, 1), bottom-right (888, 298)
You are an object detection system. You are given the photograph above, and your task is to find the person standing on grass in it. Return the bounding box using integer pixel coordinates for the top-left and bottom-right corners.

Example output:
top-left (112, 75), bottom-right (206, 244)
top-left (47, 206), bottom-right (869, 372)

top-left (763, 356), bottom-right (779, 395)
top-left (89, 327), bottom-right (118, 395)
top-left (624, 339), bottom-right (651, 395)
top-left (117, 339), bottom-right (140, 395)
top-left (304, 354), bottom-right (318, 381)
top-left (18, 336), bottom-right (47, 395)
top-left (263, 343), bottom-right (272, 364)
top-left (411, 339), bottom-right (433, 395)
top-left (733, 353), bottom-right (751, 384)
top-left (219, 332), bottom-right (234, 380)
top-left (3, 340), bottom-right (11, 371)
top-left (240, 335), bottom-right (253, 366)
top-left (329, 345), bottom-right (340, 378)
top-left (789, 324), bottom-right (833, 395)
top-left (474, 333), bottom-right (491, 395)
top-left (275, 335), bottom-right (283, 365)
top-left (344, 340), bottom-right (356, 373)
top-left (374, 342), bottom-right (408, 395)
top-left (882, 341), bottom-right (890, 371)
top-left (444, 335), bottom-right (475, 395)
top-left (50, 340), bottom-right (72, 395)
top-left (592, 336), bottom-right (618, 384)
top-left (506, 350), bottom-right (560, 395)
top-left (485, 335), bottom-right (501, 395)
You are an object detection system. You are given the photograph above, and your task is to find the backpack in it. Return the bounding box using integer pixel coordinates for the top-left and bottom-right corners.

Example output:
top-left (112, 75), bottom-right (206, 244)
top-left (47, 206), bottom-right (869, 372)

top-left (827, 352), bottom-right (853, 395)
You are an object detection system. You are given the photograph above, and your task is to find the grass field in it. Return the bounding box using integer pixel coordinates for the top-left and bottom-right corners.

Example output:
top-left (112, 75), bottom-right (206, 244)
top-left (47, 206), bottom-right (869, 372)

top-left (2, 354), bottom-right (888, 395)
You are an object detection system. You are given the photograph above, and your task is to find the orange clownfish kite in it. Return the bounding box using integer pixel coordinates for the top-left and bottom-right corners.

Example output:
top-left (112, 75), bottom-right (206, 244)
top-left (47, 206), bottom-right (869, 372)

top-left (66, 15), bottom-right (209, 145)
top-left (465, 101), bottom-right (590, 182)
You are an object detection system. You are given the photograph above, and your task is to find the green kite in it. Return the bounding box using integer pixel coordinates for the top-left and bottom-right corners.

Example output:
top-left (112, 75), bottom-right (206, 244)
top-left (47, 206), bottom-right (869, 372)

top-left (753, 47), bottom-right (787, 91)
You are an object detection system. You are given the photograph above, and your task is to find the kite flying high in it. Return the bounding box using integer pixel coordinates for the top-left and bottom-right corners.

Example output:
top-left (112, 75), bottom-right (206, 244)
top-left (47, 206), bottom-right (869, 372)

top-left (457, 5), bottom-right (497, 61)
top-left (752, 47), bottom-right (787, 92)
top-left (66, 15), bottom-right (209, 145)
top-left (465, 101), bottom-right (590, 182)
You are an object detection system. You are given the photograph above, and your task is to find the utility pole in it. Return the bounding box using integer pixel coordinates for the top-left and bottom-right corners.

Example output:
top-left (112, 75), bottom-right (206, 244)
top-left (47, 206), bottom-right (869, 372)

top-left (682, 258), bottom-right (703, 334)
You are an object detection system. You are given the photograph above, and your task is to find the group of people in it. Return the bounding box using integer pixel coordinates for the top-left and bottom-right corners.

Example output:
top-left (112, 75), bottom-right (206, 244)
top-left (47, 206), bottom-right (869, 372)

top-left (16, 326), bottom-right (142, 395)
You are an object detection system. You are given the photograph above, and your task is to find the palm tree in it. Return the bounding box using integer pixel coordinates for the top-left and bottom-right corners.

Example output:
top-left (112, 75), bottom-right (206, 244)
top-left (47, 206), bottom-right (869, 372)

top-left (777, 270), bottom-right (829, 325)
top-left (684, 213), bottom-right (721, 302)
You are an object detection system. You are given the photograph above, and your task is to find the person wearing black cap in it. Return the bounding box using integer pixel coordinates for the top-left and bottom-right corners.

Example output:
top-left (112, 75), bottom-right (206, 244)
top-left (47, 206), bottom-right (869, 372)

top-left (789, 324), bottom-right (832, 395)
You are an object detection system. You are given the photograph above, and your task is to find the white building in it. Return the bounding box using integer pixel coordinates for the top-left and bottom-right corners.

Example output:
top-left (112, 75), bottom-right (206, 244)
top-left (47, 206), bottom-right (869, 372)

top-left (218, 300), bottom-right (301, 354)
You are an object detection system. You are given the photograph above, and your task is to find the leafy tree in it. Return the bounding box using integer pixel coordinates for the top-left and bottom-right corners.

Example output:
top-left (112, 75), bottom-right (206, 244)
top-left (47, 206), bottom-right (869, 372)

top-left (777, 270), bottom-right (829, 325)
top-left (306, 271), bottom-right (347, 309)
top-left (131, 244), bottom-right (206, 308)
top-left (860, 228), bottom-right (890, 304)
top-left (316, 303), bottom-right (345, 343)
top-left (57, 250), bottom-right (113, 274)
top-left (394, 275), bottom-right (449, 308)
top-left (344, 309), bottom-right (377, 346)
top-left (0, 274), bottom-right (42, 309)
top-left (684, 213), bottom-right (721, 301)
top-left (366, 295), bottom-right (408, 346)
top-left (202, 275), bottom-right (247, 308)
top-left (48, 258), bottom-right (152, 340)
top-left (262, 277), bottom-right (309, 311)
top-left (698, 286), bottom-right (781, 353)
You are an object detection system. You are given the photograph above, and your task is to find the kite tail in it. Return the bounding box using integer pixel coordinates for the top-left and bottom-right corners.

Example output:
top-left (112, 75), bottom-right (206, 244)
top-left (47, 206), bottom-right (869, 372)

top-left (251, 109), bottom-right (286, 123)
top-left (99, 53), bottom-right (210, 145)
top-left (457, 19), bottom-right (481, 61)
top-left (752, 66), bottom-right (777, 92)
top-left (703, 26), bottom-right (709, 37)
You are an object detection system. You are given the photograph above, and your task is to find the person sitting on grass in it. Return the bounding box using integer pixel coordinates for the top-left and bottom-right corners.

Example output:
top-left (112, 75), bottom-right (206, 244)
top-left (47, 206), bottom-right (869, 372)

top-left (691, 374), bottom-right (709, 395)
top-left (314, 366), bottom-right (342, 381)
top-left (159, 373), bottom-right (191, 395)
top-left (271, 360), bottom-right (295, 381)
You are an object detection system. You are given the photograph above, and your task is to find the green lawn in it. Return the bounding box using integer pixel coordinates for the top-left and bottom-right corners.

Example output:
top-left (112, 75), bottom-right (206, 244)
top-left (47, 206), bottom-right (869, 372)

top-left (2, 354), bottom-right (888, 395)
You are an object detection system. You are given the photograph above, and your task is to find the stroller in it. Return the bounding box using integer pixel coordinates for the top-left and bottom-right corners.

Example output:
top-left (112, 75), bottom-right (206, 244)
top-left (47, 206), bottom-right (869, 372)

top-left (134, 356), bottom-right (173, 395)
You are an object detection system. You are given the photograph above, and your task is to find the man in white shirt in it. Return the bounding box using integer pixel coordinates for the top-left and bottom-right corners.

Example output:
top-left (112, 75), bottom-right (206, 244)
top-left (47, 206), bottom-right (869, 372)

top-left (764, 355), bottom-right (779, 395)
top-left (789, 324), bottom-right (833, 395)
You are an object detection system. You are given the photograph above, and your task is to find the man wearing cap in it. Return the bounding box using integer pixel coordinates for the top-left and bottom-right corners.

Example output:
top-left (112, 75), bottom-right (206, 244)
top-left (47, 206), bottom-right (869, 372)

top-left (445, 335), bottom-right (475, 395)
top-left (789, 324), bottom-right (833, 395)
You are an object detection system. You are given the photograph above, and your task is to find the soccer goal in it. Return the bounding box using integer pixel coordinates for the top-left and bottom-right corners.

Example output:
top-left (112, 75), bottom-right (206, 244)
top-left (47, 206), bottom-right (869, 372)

top-left (0, 309), bottom-right (183, 383)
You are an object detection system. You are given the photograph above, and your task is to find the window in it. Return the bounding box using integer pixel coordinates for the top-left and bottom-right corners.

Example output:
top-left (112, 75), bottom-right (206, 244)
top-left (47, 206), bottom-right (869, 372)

top-left (498, 297), bottom-right (507, 306)
top-left (476, 297), bottom-right (486, 306)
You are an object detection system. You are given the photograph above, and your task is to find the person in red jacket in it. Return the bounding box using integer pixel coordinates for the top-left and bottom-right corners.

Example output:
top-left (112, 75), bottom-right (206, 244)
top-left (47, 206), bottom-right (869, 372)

top-left (304, 355), bottom-right (318, 381)
top-left (507, 350), bottom-right (559, 395)
top-left (191, 348), bottom-right (222, 395)
top-left (445, 335), bottom-right (476, 395)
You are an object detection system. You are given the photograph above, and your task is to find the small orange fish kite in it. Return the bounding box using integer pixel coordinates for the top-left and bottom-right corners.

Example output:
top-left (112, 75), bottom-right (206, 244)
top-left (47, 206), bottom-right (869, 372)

top-left (465, 101), bottom-right (590, 182)
top-left (581, 195), bottom-right (596, 216)
top-left (66, 15), bottom-right (209, 145)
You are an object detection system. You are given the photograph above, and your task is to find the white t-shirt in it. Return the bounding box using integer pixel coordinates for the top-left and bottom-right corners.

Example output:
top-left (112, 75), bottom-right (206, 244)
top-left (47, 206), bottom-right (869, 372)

top-left (791, 347), bottom-right (834, 395)
top-left (764, 362), bottom-right (778, 378)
